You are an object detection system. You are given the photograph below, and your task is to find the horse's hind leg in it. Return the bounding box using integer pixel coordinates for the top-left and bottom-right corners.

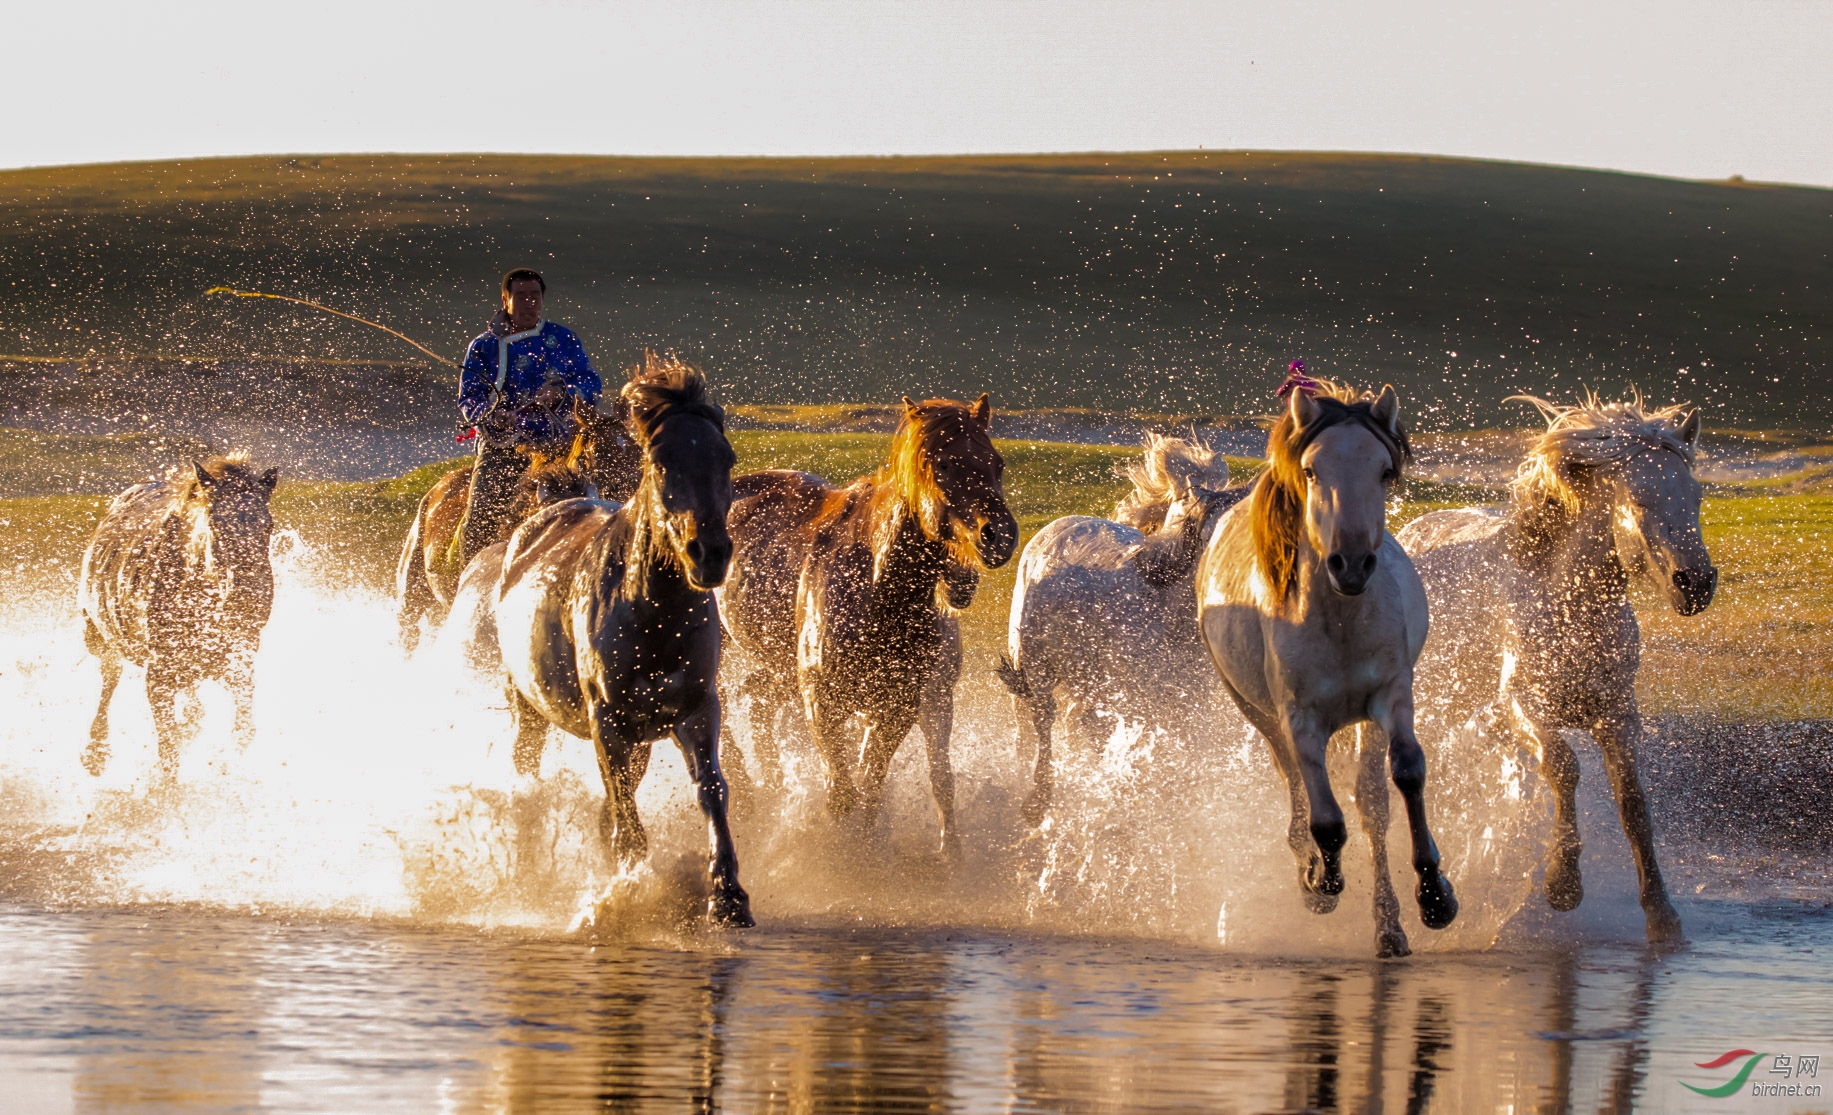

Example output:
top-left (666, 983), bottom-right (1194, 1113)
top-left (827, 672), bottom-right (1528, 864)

top-left (1508, 702), bottom-right (1583, 912)
top-left (145, 661), bottom-right (186, 780)
top-left (1593, 713), bottom-right (1683, 944)
top-left (918, 629), bottom-right (962, 861)
top-left (858, 702), bottom-right (919, 832)
top-left (674, 702), bottom-right (754, 928)
top-left (1379, 693), bottom-right (1458, 931)
top-left (84, 633), bottom-right (122, 777)
top-left (808, 698), bottom-right (860, 820)
top-left (395, 509), bottom-right (433, 654)
top-left (1001, 657), bottom-right (1059, 827)
top-left (508, 685), bottom-right (548, 777)
top-left (1356, 724), bottom-right (1410, 958)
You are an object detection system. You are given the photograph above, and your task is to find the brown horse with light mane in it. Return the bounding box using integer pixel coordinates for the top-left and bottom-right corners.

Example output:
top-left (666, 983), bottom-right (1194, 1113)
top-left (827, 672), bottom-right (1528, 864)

top-left (80, 455), bottom-right (278, 778)
top-left (396, 396), bottom-right (641, 651)
top-left (719, 395), bottom-right (1018, 855)
top-left (494, 356), bottom-right (751, 927)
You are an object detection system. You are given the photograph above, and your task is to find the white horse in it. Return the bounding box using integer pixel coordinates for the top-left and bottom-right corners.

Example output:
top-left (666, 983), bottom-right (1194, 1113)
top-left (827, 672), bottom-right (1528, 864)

top-left (1197, 381), bottom-right (1458, 958)
top-left (1398, 395), bottom-right (1714, 944)
top-left (997, 434), bottom-right (1244, 823)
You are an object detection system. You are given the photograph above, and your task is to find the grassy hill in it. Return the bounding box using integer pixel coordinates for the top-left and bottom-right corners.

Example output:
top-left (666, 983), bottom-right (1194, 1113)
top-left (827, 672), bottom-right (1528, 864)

top-left (2, 152), bottom-right (1828, 430)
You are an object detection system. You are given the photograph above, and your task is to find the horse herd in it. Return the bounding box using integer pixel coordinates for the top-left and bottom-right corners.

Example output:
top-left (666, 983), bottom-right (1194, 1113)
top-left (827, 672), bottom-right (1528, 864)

top-left (74, 355), bottom-right (1717, 955)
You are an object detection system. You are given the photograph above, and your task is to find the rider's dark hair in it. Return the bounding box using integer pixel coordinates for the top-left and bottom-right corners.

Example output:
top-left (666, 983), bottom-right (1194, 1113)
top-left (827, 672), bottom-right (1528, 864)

top-left (501, 268), bottom-right (547, 295)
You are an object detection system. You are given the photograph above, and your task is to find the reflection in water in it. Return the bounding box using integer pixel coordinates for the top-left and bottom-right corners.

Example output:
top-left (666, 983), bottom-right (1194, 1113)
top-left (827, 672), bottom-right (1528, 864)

top-left (2, 907), bottom-right (1828, 1113)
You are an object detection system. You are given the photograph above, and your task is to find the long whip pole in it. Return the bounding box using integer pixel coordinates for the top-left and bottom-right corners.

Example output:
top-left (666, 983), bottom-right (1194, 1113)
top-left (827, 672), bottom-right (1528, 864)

top-left (203, 286), bottom-right (460, 369)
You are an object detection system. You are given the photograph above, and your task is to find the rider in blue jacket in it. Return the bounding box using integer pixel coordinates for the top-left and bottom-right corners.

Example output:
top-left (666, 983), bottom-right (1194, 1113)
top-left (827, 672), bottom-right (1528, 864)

top-left (455, 268), bottom-right (603, 565)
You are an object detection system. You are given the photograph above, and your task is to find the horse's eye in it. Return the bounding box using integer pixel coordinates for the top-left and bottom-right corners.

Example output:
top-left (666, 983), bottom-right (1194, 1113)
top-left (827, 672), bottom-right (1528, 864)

top-left (1302, 467), bottom-right (1316, 481)
top-left (1382, 468), bottom-right (1397, 482)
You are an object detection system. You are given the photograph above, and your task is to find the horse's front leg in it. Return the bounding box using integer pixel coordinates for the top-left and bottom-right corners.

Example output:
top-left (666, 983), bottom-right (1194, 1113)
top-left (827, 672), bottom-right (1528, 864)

top-left (85, 638), bottom-right (122, 777)
top-left (508, 684), bottom-right (549, 777)
top-left (1283, 710), bottom-right (1347, 912)
top-left (1507, 699), bottom-right (1583, 911)
top-left (1355, 723), bottom-right (1409, 957)
top-left (1592, 713), bottom-right (1683, 944)
top-left (672, 701), bottom-right (754, 928)
top-left (145, 659), bottom-right (187, 780)
top-left (917, 631), bottom-right (962, 861)
top-left (1375, 691), bottom-right (1458, 931)
top-left (226, 646), bottom-right (258, 750)
top-left (588, 708), bottom-right (650, 868)
top-left (858, 699), bottom-right (920, 830)
top-left (806, 695), bottom-right (860, 819)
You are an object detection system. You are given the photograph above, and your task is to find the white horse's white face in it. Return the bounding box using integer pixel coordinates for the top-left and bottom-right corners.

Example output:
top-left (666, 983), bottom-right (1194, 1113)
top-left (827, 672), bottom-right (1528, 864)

top-left (1292, 387), bottom-right (1401, 596)
top-left (1158, 479), bottom-right (1212, 538)
top-left (1605, 410), bottom-right (1716, 615)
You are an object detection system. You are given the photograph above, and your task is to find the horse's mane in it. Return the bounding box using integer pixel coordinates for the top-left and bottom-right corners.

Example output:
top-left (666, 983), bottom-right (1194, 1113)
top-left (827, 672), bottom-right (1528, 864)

top-left (621, 352), bottom-right (725, 443)
top-left (861, 398), bottom-right (992, 572)
top-left (1114, 433), bottom-right (1232, 532)
top-left (1509, 391), bottom-right (1696, 513)
top-left (619, 353), bottom-right (727, 594)
top-left (1250, 379), bottom-right (1410, 599)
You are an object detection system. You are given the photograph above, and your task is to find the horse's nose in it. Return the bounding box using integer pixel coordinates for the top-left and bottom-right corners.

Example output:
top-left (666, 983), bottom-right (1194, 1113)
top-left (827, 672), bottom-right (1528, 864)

top-left (1672, 565), bottom-right (1718, 615)
top-left (1325, 550), bottom-right (1378, 596)
top-left (685, 536), bottom-right (733, 588)
top-left (979, 514), bottom-right (1018, 569)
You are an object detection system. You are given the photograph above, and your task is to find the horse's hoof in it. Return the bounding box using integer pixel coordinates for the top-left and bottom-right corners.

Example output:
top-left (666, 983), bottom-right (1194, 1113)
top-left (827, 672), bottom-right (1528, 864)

top-left (1644, 902), bottom-right (1686, 947)
top-left (1417, 870), bottom-right (1459, 930)
top-left (81, 741), bottom-right (108, 778)
top-left (1305, 856), bottom-right (1345, 898)
top-left (708, 885), bottom-right (755, 929)
top-left (1020, 789), bottom-right (1051, 828)
top-left (1301, 885), bottom-right (1340, 915)
top-left (1376, 928), bottom-right (1412, 959)
top-left (1545, 865), bottom-right (1584, 912)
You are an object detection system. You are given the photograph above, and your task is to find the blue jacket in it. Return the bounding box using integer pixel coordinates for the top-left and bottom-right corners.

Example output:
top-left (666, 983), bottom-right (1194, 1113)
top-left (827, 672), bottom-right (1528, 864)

top-left (458, 320), bottom-right (602, 439)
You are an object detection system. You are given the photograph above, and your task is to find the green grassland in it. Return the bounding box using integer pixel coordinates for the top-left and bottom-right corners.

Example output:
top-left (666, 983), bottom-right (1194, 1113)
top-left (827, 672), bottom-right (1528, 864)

top-left (2, 152), bottom-right (1828, 429)
top-left (4, 433), bottom-right (1828, 722)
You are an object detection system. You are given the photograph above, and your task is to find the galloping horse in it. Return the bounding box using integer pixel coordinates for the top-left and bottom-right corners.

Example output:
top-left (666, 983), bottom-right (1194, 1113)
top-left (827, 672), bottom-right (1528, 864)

top-left (494, 356), bottom-right (751, 927)
top-left (999, 434), bottom-right (1245, 822)
top-left (80, 455), bottom-right (278, 777)
top-left (396, 396), bottom-right (640, 651)
top-left (1197, 380), bottom-right (1457, 957)
top-left (719, 395), bottom-right (1018, 855)
top-left (1398, 394), bottom-right (1715, 944)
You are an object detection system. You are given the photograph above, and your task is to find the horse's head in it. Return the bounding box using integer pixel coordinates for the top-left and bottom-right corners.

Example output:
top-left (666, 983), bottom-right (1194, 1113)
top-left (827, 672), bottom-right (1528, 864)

top-left (1254, 382), bottom-right (1408, 598)
top-left (572, 393), bottom-right (643, 502)
top-left (624, 355), bottom-right (736, 592)
top-left (891, 394), bottom-right (1018, 569)
top-left (187, 456), bottom-right (278, 572)
top-left (1515, 396), bottom-right (1716, 615)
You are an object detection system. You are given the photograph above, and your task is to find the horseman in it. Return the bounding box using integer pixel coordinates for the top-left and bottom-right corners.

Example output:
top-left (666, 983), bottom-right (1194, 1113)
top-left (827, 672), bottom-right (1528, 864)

top-left (456, 267), bottom-right (602, 566)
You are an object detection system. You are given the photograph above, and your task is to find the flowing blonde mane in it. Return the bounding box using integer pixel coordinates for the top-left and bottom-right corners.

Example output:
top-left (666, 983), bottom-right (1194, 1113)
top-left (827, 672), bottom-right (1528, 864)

top-left (619, 352), bottom-right (728, 593)
top-left (1114, 433), bottom-right (1232, 532)
top-left (1250, 379), bottom-right (1409, 599)
top-left (1509, 391), bottom-right (1696, 513)
top-left (865, 398), bottom-right (992, 571)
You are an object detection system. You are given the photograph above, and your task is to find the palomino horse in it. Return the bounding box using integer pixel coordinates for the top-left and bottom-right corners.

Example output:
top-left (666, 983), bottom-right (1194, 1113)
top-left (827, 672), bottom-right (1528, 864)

top-left (396, 396), bottom-right (640, 651)
top-left (998, 434), bottom-right (1246, 823)
top-left (494, 357), bottom-right (751, 927)
top-left (1398, 394), bottom-right (1715, 944)
top-left (80, 455), bottom-right (279, 777)
top-left (1197, 380), bottom-right (1458, 957)
top-left (719, 395), bottom-right (1018, 855)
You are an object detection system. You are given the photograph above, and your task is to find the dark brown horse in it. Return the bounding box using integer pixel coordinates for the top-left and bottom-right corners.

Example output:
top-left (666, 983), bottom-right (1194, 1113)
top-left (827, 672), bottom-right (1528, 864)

top-left (494, 356), bottom-right (751, 927)
top-left (80, 455), bottom-right (279, 777)
top-left (719, 395), bottom-right (1018, 855)
top-left (396, 396), bottom-right (641, 651)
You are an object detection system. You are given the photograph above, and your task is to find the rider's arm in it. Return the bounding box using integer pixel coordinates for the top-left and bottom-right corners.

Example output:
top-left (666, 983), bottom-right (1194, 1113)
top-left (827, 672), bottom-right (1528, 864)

top-left (555, 328), bottom-right (603, 405)
top-left (458, 336), bottom-right (497, 424)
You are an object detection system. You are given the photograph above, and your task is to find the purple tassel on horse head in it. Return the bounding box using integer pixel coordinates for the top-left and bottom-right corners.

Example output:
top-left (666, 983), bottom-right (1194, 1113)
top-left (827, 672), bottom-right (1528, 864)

top-left (1275, 360), bottom-right (1321, 400)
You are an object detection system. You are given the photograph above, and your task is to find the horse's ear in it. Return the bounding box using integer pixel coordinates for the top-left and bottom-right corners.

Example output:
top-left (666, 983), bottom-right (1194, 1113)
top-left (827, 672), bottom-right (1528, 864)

top-left (1372, 385), bottom-right (1401, 435)
top-left (1677, 407), bottom-right (1701, 449)
top-left (192, 460), bottom-right (214, 489)
top-left (1289, 387), bottom-right (1321, 429)
top-left (902, 395), bottom-right (919, 413)
top-left (260, 467), bottom-right (279, 493)
top-left (970, 393), bottom-right (991, 427)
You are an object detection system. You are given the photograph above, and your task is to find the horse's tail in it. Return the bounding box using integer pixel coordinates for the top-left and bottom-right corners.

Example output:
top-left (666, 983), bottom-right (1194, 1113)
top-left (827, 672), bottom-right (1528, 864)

top-left (994, 653), bottom-right (1030, 699)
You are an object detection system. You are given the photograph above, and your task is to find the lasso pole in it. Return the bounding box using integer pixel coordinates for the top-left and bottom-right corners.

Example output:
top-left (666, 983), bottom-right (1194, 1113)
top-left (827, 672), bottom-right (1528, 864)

top-left (203, 286), bottom-right (460, 369)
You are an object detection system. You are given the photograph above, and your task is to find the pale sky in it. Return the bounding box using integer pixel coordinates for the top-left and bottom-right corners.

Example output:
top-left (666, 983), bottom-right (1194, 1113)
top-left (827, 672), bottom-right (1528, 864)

top-left (9, 0), bottom-right (1832, 186)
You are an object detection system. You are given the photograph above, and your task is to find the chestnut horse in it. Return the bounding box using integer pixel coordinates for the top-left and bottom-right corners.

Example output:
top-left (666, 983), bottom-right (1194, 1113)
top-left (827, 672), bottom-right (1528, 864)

top-left (396, 396), bottom-right (641, 651)
top-left (719, 395), bottom-right (1018, 855)
top-left (494, 357), bottom-right (751, 927)
top-left (1197, 380), bottom-right (1457, 957)
top-left (80, 455), bottom-right (278, 778)
top-left (1399, 394), bottom-right (1715, 944)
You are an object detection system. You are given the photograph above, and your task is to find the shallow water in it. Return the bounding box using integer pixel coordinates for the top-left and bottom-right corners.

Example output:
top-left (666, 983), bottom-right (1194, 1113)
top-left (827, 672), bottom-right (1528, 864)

top-left (2, 544), bottom-right (1829, 1111)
